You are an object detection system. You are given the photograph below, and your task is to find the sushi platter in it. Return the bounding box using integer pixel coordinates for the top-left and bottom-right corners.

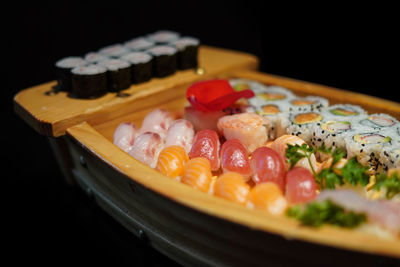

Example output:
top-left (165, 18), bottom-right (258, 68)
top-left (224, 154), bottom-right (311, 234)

top-left (14, 34), bottom-right (400, 266)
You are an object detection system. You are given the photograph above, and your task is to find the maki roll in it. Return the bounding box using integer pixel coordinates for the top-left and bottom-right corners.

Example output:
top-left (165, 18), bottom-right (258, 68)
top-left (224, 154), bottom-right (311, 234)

top-left (345, 131), bottom-right (393, 169)
top-left (121, 52), bottom-right (153, 84)
top-left (380, 145), bottom-right (400, 171)
top-left (97, 58), bottom-right (131, 92)
top-left (310, 120), bottom-right (354, 151)
top-left (98, 44), bottom-right (130, 58)
top-left (54, 56), bottom-right (87, 92)
top-left (170, 37), bottom-right (200, 70)
top-left (124, 37), bottom-right (155, 51)
top-left (146, 45), bottom-right (178, 77)
top-left (356, 113), bottom-right (399, 131)
top-left (288, 96), bottom-right (329, 112)
top-left (147, 30), bottom-right (180, 44)
top-left (285, 111), bottom-right (324, 143)
top-left (84, 52), bottom-right (109, 64)
top-left (70, 64), bottom-right (108, 99)
top-left (229, 79), bottom-right (266, 93)
top-left (255, 102), bottom-right (290, 140)
top-left (248, 85), bottom-right (296, 109)
top-left (323, 104), bottom-right (367, 121)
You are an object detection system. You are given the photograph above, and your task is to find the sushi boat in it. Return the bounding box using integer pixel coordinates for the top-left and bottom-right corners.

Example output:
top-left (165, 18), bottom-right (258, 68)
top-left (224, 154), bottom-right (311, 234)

top-left (14, 45), bottom-right (400, 266)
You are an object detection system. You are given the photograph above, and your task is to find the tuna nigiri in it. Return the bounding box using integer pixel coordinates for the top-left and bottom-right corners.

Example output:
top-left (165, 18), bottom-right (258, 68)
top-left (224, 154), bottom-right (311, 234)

top-left (188, 129), bottom-right (220, 171)
top-left (270, 134), bottom-right (317, 172)
top-left (247, 182), bottom-right (288, 215)
top-left (220, 139), bottom-right (252, 180)
top-left (182, 157), bottom-right (213, 193)
top-left (113, 122), bottom-right (138, 153)
top-left (217, 113), bottom-right (270, 153)
top-left (213, 172), bottom-right (250, 204)
top-left (156, 145), bottom-right (189, 180)
top-left (165, 119), bottom-right (195, 153)
top-left (129, 132), bottom-right (164, 168)
top-left (139, 108), bottom-right (174, 139)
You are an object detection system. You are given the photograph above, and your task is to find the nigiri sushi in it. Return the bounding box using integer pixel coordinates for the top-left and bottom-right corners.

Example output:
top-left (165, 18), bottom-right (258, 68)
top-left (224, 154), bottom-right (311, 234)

top-left (270, 134), bottom-right (317, 172)
top-left (188, 129), bottom-right (220, 171)
top-left (139, 108), bottom-right (174, 139)
top-left (165, 119), bottom-right (195, 153)
top-left (213, 172), bottom-right (250, 204)
top-left (182, 157), bottom-right (213, 193)
top-left (247, 182), bottom-right (288, 215)
top-left (220, 139), bottom-right (252, 180)
top-left (129, 132), bottom-right (164, 168)
top-left (250, 147), bottom-right (286, 191)
top-left (156, 145), bottom-right (189, 180)
top-left (113, 122), bottom-right (138, 153)
top-left (217, 113), bottom-right (270, 153)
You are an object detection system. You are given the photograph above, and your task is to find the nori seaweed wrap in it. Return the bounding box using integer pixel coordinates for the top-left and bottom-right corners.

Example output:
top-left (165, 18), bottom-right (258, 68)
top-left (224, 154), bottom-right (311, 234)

top-left (146, 45), bottom-right (177, 78)
top-left (170, 37), bottom-right (200, 70)
top-left (121, 52), bottom-right (153, 84)
top-left (70, 64), bottom-right (108, 98)
top-left (97, 58), bottom-right (131, 92)
top-left (54, 56), bottom-right (87, 92)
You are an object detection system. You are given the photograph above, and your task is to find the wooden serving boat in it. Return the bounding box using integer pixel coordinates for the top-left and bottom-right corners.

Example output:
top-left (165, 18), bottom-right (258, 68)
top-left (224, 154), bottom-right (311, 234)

top-left (14, 46), bottom-right (400, 266)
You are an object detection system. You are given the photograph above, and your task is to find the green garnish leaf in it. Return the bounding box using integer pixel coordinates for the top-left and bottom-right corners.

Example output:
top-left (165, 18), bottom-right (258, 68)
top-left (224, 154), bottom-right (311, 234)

top-left (341, 157), bottom-right (370, 186)
top-left (318, 169), bottom-right (343, 189)
top-left (286, 200), bottom-right (367, 228)
top-left (286, 144), bottom-right (316, 175)
top-left (373, 172), bottom-right (400, 199)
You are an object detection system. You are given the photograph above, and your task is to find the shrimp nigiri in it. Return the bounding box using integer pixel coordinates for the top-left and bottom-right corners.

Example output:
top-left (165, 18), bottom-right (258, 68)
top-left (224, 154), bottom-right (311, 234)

top-left (247, 182), bottom-right (288, 215)
top-left (113, 122), bottom-right (138, 153)
top-left (213, 172), bottom-right (250, 204)
top-left (270, 134), bottom-right (317, 172)
top-left (217, 113), bottom-right (270, 153)
top-left (165, 119), bottom-right (195, 153)
top-left (188, 129), bottom-right (220, 171)
top-left (220, 139), bottom-right (252, 180)
top-left (139, 108), bottom-right (174, 139)
top-left (182, 157), bottom-right (213, 193)
top-left (156, 145), bottom-right (189, 180)
top-left (129, 132), bottom-right (164, 168)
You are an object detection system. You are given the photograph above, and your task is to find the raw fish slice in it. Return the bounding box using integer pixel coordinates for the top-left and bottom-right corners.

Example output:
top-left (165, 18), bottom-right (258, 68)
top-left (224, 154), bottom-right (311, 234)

top-left (220, 139), bottom-right (252, 180)
top-left (139, 108), bottom-right (174, 139)
top-left (270, 134), bottom-right (317, 172)
top-left (129, 132), bottom-right (164, 168)
top-left (213, 172), bottom-right (250, 204)
top-left (165, 119), bottom-right (195, 153)
top-left (157, 145), bottom-right (189, 180)
top-left (246, 182), bottom-right (288, 215)
top-left (316, 190), bottom-right (400, 234)
top-left (217, 113), bottom-right (269, 153)
top-left (182, 157), bottom-right (213, 192)
top-left (113, 122), bottom-right (138, 153)
top-left (189, 129), bottom-right (221, 171)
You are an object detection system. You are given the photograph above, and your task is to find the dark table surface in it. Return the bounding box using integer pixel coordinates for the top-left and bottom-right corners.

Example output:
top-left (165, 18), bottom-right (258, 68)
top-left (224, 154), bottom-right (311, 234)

top-left (5, 3), bottom-right (399, 266)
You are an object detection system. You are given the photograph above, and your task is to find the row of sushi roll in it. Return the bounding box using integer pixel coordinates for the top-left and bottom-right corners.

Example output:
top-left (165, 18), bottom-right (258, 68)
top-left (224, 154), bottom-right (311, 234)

top-left (113, 79), bottom-right (400, 237)
top-left (54, 30), bottom-right (200, 98)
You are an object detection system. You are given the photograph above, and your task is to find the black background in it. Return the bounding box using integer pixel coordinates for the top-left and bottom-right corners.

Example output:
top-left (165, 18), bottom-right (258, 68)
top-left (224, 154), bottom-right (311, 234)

top-left (5, 2), bottom-right (399, 266)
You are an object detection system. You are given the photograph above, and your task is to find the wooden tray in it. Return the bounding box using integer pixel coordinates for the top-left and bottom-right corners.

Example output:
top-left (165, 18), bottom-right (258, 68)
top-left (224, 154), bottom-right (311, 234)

top-left (14, 47), bottom-right (400, 266)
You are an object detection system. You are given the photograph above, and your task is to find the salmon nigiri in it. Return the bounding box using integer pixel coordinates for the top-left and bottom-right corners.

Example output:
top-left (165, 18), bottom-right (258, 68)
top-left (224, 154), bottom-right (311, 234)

top-left (188, 129), bottom-right (220, 171)
top-left (113, 122), bottom-right (138, 153)
top-left (139, 108), bottom-right (174, 139)
top-left (213, 172), bottom-right (250, 204)
top-left (247, 182), bottom-right (288, 215)
top-left (156, 145), bottom-right (189, 180)
top-left (220, 139), bottom-right (252, 180)
top-left (129, 132), bottom-right (164, 168)
top-left (270, 134), bottom-right (317, 172)
top-left (217, 113), bottom-right (270, 153)
top-left (165, 119), bottom-right (195, 153)
top-left (182, 157), bottom-right (213, 193)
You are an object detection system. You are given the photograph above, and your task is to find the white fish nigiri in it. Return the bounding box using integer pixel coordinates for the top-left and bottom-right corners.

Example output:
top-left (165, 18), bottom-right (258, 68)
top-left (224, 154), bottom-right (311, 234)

top-left (316, 190), bottom-right (400, 234)
top-left (139, 108), bottom-right (174, 140)
top-left (270, 134), bottom-right (317, 172)
top-left (113, 122), bottom-right (138, 153)
top-left (129, 132), bottom-right (164, 168)
top-left (217, 113), bottom-right (269, 153)
top-left (165, 119), bottom-right (195, 153)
